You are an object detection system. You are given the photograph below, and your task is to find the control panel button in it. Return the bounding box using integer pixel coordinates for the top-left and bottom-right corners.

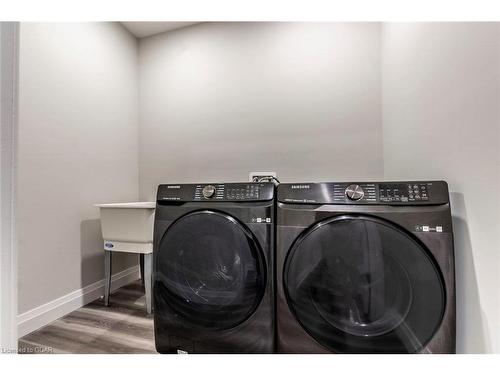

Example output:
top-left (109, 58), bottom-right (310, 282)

top-left (345, 184), bottom-right (365, 201)
top-left (202, 185), bottom-right (216, 198)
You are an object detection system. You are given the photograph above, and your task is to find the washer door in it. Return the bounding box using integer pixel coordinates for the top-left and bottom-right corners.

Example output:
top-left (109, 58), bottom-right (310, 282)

top-left (284, 215), bottom-right (446, 353)
top-left (156, 210), bottom-right (266, 330)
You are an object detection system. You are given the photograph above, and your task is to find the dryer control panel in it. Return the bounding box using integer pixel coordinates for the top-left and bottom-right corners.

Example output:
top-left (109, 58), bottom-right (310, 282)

top-left (157, 182), bottom-right (275, 203)
top-left (278, 181), bottom-right (449, 205)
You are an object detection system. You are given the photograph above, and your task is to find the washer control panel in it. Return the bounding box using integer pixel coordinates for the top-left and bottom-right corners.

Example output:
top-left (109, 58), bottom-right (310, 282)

top-left (158, 182), bottom-right (275, 203)
top-left (278, 181), bottom-right (449, 205)
top-left (379, 183), bottom-right (429, 203)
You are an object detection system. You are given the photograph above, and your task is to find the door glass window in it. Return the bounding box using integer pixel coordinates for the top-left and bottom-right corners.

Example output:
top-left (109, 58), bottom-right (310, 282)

top-left (156, 210), bottom-right (266, 330)
top-left (284, 215), bottom-right (445, 353)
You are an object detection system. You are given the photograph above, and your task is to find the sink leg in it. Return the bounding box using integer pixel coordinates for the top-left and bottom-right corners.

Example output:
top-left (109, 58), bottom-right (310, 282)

top-left (144, 253), bottom-right (153, 314)
top-left (139, 254), bottom-right (145, 286)
top-left (104, 250), bottom-right (112, 306)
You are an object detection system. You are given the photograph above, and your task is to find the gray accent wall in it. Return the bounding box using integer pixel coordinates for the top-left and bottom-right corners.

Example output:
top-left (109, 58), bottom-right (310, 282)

top-left (138, 22), bottom-right (384, 200)
top-left (17, 23), bottom-right (139, 314)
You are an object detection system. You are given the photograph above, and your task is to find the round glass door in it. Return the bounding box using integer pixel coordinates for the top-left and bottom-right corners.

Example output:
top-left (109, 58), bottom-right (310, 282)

top-left (156, 210), bottom-right (266, 330)
top-left (284, 215), bottom-right (445, 353)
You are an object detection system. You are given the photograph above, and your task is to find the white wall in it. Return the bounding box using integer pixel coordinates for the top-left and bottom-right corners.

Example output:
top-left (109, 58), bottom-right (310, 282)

top-left (138, 22), bottom-right (383, 200)
top-left (382, 23), bottom-right (500, 353)
top-left (1, 21), bottom-right (19, 352)
top-left (17, 23), bottom-right (139, 315)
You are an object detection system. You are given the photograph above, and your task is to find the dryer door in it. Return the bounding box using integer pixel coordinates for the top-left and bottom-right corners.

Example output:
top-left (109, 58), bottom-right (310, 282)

top-left (156, 210), bottom-right (266, 330)
top-left (284, 215), bottom-right (446, 353)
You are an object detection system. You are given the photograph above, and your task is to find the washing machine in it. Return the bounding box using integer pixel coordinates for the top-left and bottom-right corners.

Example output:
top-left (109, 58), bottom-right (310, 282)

top-left (153, 182), bottom-right (275, 353)
top-left (276, 181), bottom-right (455, 353)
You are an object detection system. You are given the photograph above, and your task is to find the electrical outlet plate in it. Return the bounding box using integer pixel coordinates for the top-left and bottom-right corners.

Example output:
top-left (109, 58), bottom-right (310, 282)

top-left (249, 172), bottom-right (277, 182)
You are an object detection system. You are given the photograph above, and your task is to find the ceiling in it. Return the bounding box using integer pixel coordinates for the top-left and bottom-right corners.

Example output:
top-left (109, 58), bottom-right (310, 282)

top-left (121, 22), bottom-right (200, 38)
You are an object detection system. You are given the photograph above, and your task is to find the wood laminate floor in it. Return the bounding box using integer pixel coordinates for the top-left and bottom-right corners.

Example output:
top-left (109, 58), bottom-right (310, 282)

top-left (18, 280), bottom-right (156, 354)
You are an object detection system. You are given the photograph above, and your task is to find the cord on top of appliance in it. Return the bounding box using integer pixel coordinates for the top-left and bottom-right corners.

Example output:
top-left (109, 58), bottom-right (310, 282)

top-left (249, 172), bottom-right (280, 186)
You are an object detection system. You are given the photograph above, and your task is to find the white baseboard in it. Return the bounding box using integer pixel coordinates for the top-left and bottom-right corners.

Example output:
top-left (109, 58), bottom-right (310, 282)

top-left (17, 265), bottom-right (141, 338)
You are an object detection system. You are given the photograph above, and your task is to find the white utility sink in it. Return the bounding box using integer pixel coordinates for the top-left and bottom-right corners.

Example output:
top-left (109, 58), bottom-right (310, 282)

top-left (94, 201), bottom-right (156, 313)
top-left (94, 202), bottom-right (156, 253)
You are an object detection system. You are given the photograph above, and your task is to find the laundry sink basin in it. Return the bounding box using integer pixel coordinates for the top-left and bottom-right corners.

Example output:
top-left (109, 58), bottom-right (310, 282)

top-left (95, 201), bottom-right (156, 313)
top-left (94, 202), bottom-right (156, 253)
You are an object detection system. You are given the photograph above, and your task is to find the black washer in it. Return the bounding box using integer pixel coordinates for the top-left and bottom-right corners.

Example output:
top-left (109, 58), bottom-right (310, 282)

top-left (153, 182), bottom-right (275, 353)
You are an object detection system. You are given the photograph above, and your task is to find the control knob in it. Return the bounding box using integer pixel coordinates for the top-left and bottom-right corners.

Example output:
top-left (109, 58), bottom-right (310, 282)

top-left (202, 185), bottom-right (216, 199)
top-left (345, 184), bottom-right (364, 201)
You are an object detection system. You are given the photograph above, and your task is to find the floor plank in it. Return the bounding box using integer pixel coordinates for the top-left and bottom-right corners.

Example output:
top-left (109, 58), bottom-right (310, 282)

top-left (18, 280), bottom-right (156, 354)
